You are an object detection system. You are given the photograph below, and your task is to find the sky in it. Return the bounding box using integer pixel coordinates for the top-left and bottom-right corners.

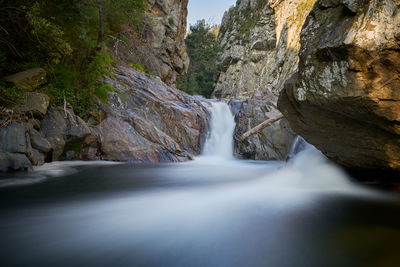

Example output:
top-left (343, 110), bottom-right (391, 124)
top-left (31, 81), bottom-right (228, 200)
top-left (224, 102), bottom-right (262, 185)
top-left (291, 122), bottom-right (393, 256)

top-left (187, 0), bottom-right (236, 29)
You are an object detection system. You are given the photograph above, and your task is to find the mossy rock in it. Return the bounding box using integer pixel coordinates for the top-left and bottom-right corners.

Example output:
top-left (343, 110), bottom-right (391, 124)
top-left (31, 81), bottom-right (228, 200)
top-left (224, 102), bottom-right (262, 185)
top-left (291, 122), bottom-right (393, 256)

top-left (3, 68), bottom-right (47, 91)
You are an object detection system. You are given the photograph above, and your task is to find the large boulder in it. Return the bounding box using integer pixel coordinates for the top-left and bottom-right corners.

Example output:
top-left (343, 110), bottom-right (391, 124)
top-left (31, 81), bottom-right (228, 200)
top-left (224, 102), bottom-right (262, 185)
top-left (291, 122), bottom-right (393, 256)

top-left (0, 123), bottom-right (31, 155)
top-left (0, 122), bottom-right (41, 169)
top-left (3, 68), bottom-right (46, 91)
top-left (0, 152), bottom-right (32, 172)
top-left (93, 66), bottom-right (210, 162)
top-left (234, 93), bottom-right (296, 160)
top-left (278, 0), bottom-right (400, 176)
top-left (40, 108), bottom-right (97, 161)
top-left (20, 92), bottom-right (50, 116)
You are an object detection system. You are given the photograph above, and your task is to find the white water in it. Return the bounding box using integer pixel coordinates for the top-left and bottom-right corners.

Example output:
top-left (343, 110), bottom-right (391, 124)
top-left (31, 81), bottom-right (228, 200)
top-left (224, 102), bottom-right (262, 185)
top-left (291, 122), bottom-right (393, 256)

top-left (195, 101), bottom-right (380, 196)
top-left (201, 101), bottom-right (236, 159)
top-left (1, 100), bottom-right (398, 267)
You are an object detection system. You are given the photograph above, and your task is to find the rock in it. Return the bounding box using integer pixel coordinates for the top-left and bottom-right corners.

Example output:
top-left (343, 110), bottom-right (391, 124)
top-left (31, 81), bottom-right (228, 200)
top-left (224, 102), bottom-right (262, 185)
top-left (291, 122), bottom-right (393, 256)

top-left (213, 0), bottom-right (316, 99)
top-left (0, 152), bottom-right (32, 172)
top-left (41, 108), bottom-right (93, 161)
top-left (20, 92), bottom-right (50, 116)
top-left (30, 149), bottom-right (45, 166)
top-left (234, 94), bottom-right (296, 160)
top-left (28, 127), bottom-right (52, 153)
top-left (93, 116), bottom-right (186, 162)
top-left (94, 65), bottom-right (210, 162)
top-left (0, 123), bottom-right (31, 155)
top-left (3, 68), bottom-right (46, 91)
top-left (278, 0), bottom-right (400, 174)
top-left (140, 0), bottom-right (189, 86)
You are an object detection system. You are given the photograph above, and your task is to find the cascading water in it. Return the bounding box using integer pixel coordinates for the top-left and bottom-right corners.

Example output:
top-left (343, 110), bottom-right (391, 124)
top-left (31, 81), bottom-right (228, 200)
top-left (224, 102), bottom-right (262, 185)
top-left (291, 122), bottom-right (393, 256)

top-left (1, 100), bottom-right (399, 267)
top-left (201, 101), bottom-right (236, 159)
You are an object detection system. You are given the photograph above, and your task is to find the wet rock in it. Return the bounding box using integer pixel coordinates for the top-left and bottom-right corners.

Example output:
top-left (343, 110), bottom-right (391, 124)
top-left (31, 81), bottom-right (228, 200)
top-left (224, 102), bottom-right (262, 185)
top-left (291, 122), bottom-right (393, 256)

top-left (20, 92), bottom-right (50, 116)
top-left (0, 152), bottom-right (32, 172)
top-left (234, 94), bottom-right (296, 160)
top-left (3, 68), bottom-right (46, 91)
top-left (278, 0), bottom-right (400, 174)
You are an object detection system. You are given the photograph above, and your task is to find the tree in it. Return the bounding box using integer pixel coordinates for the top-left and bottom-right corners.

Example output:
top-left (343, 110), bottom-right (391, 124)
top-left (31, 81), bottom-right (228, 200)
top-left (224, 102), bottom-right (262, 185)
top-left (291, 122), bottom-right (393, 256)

top-left (90, 0), bottom-right (147, 44)
top-left (178, 20), bottom-right (222, 98)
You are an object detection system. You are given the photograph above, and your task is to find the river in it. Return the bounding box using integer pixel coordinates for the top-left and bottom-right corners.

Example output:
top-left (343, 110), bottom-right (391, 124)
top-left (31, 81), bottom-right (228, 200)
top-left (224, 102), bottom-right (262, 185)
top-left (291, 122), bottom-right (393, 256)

top-left (1, 101), bottom-right (400, 267)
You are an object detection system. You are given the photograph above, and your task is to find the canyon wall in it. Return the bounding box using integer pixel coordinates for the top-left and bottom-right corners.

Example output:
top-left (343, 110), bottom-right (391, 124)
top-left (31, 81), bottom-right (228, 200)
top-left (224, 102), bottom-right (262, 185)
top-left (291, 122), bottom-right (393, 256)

top-left (145, 0), bottom-right (189, 86)
top-left (278, 0), bottom-right (400, 176)
top-left (213, 0), bottom-right (315, 99)
top-left (216, 0), bottom-right (315, 160)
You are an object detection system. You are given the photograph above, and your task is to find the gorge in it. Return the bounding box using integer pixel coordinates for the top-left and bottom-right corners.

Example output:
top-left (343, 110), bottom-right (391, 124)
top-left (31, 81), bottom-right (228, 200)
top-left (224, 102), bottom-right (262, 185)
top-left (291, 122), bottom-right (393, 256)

top-left (1, 0), bottom-right (400, 266)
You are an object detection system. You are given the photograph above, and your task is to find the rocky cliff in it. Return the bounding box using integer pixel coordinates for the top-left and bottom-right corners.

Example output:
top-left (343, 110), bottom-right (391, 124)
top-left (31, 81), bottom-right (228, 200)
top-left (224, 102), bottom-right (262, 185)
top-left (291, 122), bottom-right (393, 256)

top-left (213, 0), bottom-right (315, 99)
top-left (0, 66), bottom-right (209, 172)
top-left (278, 0), bottom-right (400, 177)
top-left (145, 0), bottom-right (189, 86)
top-left (215, 0), bottom-right (314, 160)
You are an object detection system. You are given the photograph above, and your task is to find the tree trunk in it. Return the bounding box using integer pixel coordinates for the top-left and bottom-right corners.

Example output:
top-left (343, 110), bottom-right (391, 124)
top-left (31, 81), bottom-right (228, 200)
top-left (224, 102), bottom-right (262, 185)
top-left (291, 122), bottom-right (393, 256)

top-left (241, 114), bottom-right (284, 141)
top-left (97, 0), bottom-right (104, 44)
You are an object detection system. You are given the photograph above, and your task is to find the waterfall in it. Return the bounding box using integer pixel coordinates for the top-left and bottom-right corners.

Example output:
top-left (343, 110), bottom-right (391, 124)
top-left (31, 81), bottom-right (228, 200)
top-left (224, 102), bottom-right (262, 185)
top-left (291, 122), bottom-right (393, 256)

top-left (286, 136), bottom-right (311, 161)
top-left (202, 101), bottom-right (236, 159)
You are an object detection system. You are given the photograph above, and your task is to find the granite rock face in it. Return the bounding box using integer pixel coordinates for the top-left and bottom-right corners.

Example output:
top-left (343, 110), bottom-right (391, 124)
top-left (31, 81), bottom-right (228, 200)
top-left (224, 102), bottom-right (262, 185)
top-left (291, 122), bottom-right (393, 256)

top-left (144, 0), bottom-right (189, 86)
top-left (278, 0), bottom-right (400, 173)
top-left (95, 66), bottom-right (210, 162)
top-left (213, 0), bottom-right (316, 99)
top-left (234, 93), bottom-right (296, 160)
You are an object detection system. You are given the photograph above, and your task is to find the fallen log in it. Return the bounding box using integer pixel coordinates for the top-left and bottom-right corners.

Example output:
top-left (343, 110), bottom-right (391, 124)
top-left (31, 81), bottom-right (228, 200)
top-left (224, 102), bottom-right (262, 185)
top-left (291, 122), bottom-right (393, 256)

top-left (241, 113), bottom-right (284, 141)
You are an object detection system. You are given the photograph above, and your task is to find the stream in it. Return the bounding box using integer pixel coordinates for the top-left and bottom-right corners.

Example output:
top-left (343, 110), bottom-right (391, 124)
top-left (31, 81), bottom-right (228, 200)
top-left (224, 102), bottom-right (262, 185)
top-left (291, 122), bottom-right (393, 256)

top-left (1, 101), bottom-right (400, 267)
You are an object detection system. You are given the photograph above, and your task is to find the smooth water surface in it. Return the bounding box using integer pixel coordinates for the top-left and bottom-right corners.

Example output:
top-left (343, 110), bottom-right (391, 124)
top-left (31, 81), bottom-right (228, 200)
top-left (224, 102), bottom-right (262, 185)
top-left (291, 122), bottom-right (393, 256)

top-left (1, 101), bottom-right (400, 267)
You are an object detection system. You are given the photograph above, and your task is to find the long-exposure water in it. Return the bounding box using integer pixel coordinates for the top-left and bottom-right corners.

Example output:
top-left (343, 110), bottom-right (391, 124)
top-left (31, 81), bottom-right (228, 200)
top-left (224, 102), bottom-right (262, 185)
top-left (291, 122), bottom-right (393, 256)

top-left (1, 101), bottom-right (400, 267)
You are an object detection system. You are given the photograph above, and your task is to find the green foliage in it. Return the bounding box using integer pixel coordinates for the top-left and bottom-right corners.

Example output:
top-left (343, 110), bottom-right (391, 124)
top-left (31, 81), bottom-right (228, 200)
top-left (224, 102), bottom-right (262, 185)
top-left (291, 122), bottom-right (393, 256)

top-left (0, 82), bottom-right (22, 107)
top-left (102, 0), bottom-right (148, 33)
top-left (221, 0), bottom-right (267, 42)
top-left (0, 0), bottom-right (147, 115)
top-left (0, 52), bottom-right (6, 77)
top-left (94, 84), bottom-right (114, 103)
top-left (27, 2), bottom-right (73, 65)
top-left (86, 51), bottom-right (114, 85)
top-left (129, 62), bottom-right (145, 72)
top-left (178, 20), bottom-right (222, 98)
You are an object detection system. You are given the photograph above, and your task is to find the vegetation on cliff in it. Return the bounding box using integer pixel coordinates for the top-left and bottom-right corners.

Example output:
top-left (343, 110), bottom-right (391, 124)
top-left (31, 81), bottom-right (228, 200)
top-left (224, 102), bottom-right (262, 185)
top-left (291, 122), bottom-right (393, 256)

top-left (0, 0), bottom-right (148, 115)
top-left (178, 20), bottom-right (222, 98)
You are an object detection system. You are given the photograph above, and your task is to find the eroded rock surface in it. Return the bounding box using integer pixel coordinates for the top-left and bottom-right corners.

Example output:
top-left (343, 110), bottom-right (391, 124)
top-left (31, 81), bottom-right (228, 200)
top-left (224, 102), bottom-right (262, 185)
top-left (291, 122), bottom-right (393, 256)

top-left (95, 66), bottom-right (209, 162)
top-left (145, 0), bottom-right (189, 86)
top-left (213, 0), bottom-right (316, 99)
top-left (278, 0), bottom-right (400, 174)
top-left (234, 93), bottom-right (295, 160)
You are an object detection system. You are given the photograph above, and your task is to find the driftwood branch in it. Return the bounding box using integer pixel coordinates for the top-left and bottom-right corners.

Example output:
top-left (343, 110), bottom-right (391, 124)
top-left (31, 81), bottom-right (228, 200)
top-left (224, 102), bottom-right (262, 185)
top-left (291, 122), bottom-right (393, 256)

top-left (241, 113), bottom-right (284, 141)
